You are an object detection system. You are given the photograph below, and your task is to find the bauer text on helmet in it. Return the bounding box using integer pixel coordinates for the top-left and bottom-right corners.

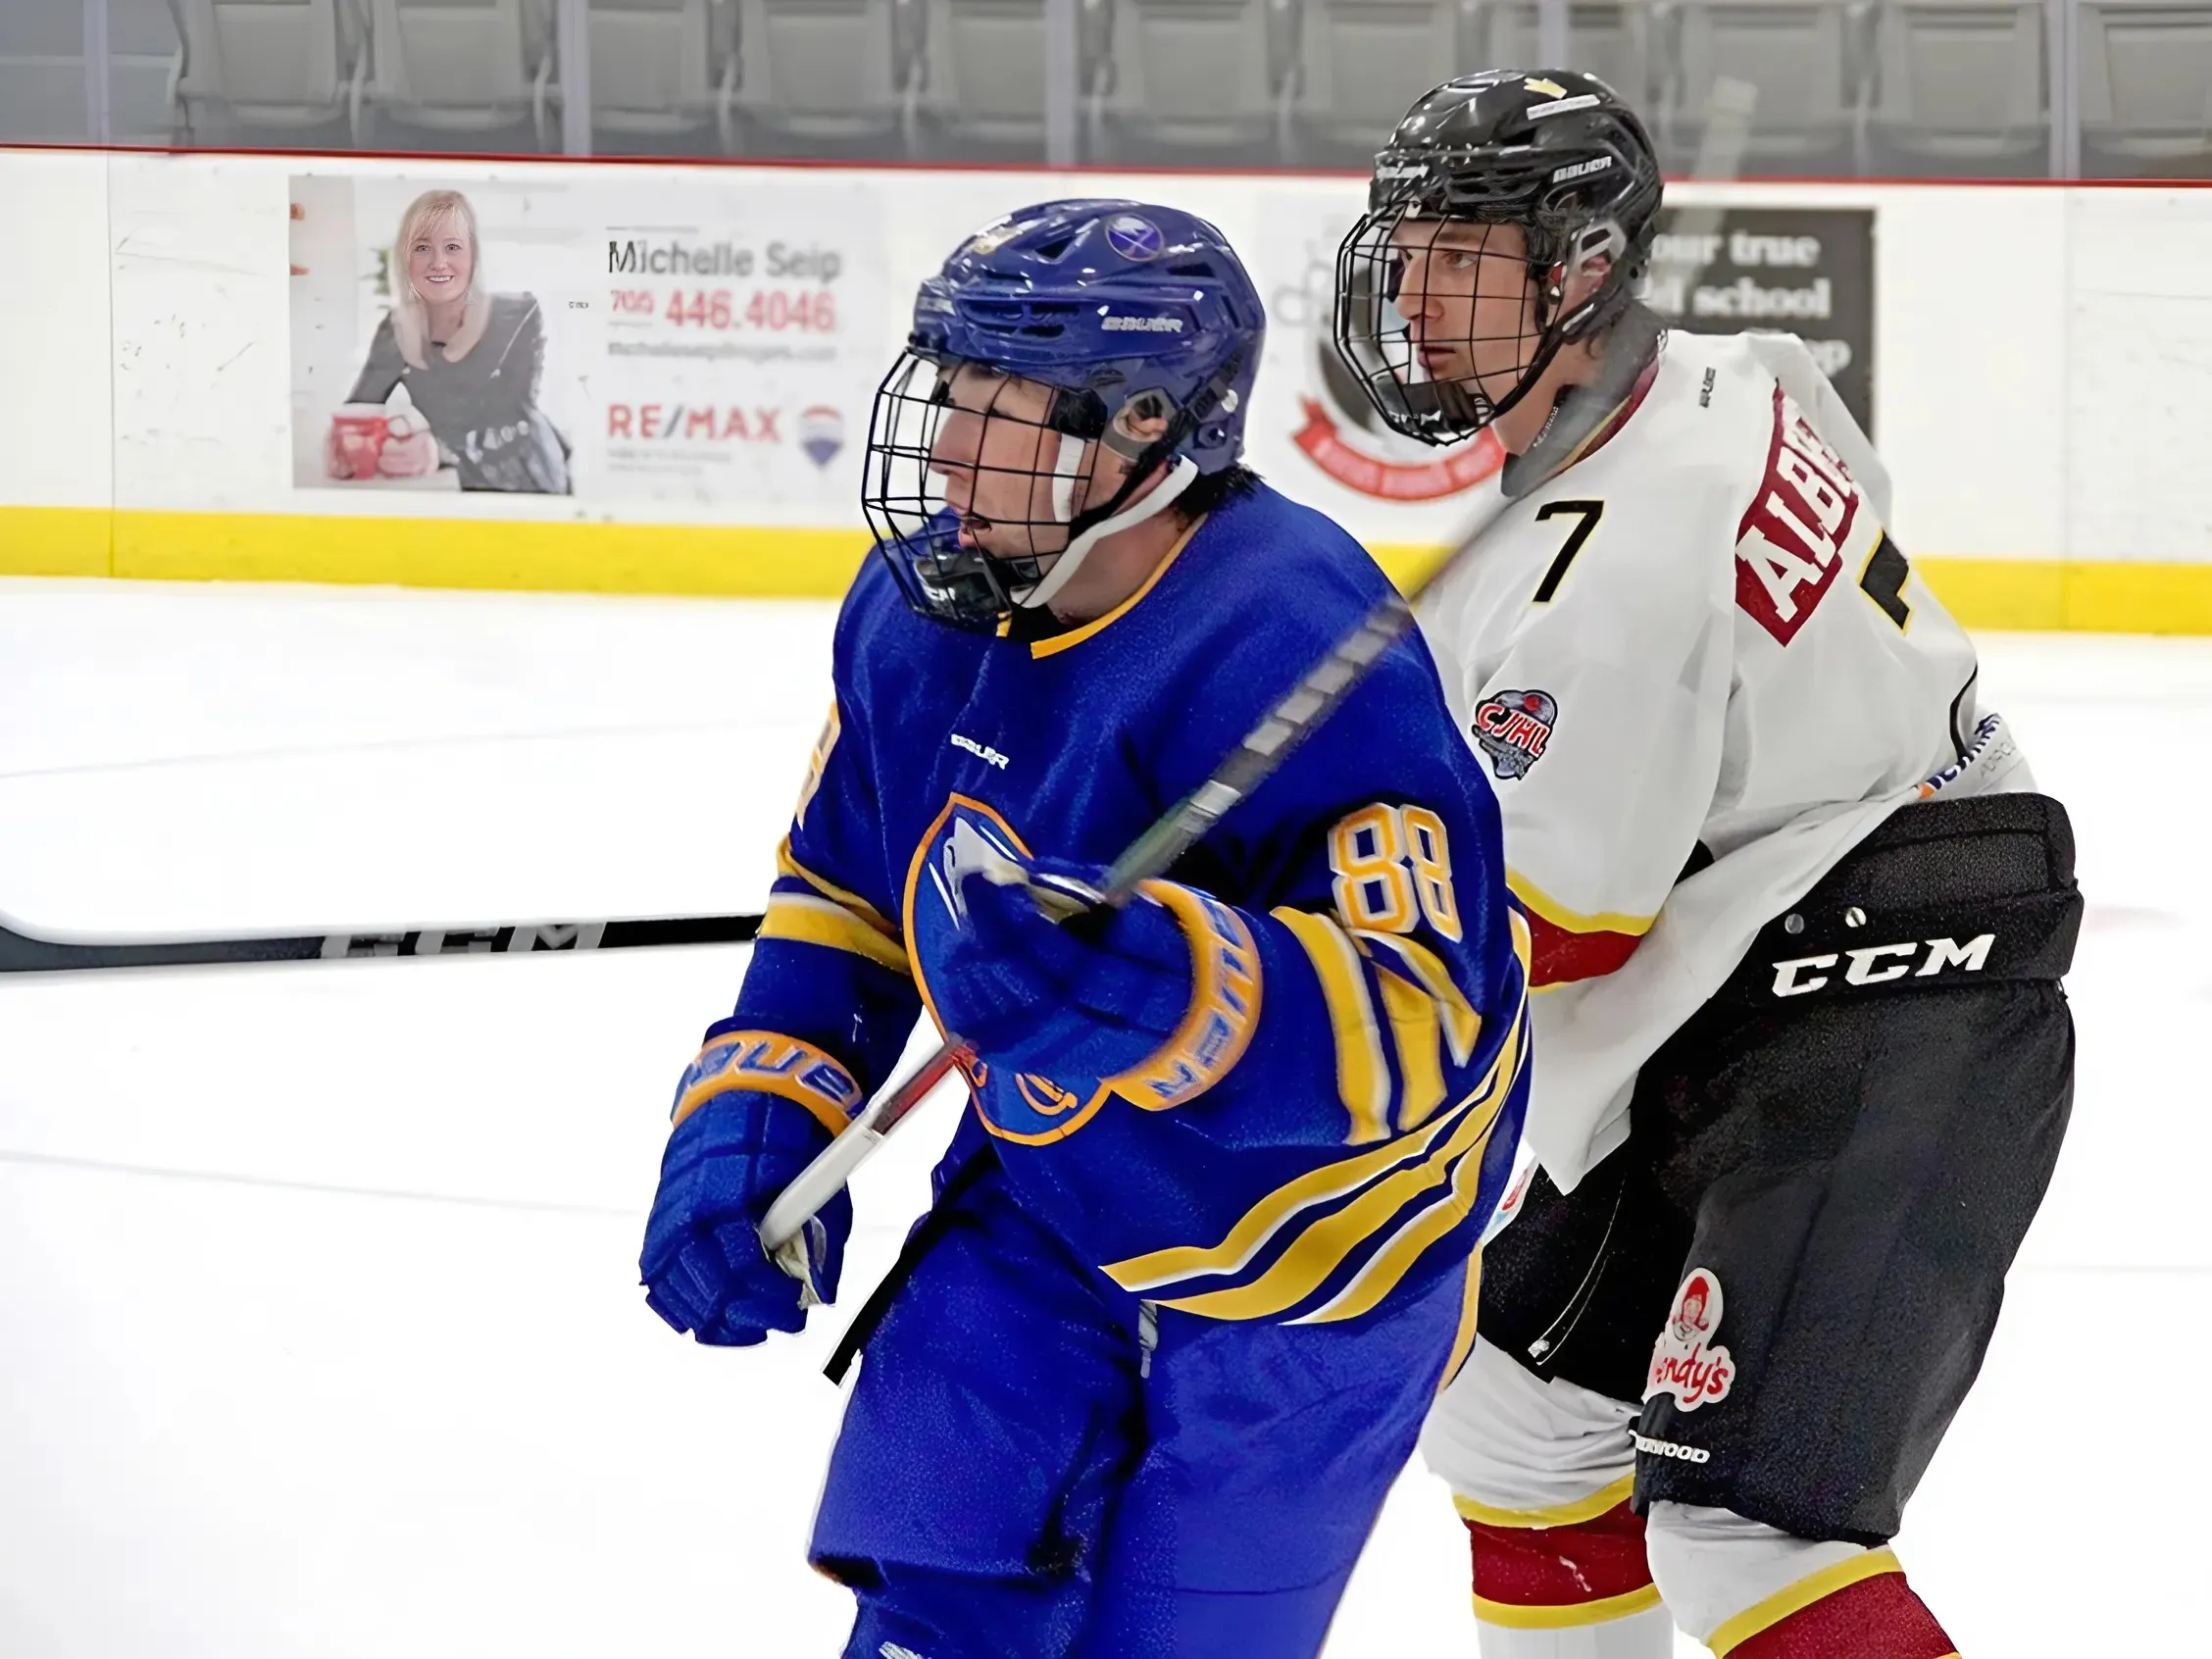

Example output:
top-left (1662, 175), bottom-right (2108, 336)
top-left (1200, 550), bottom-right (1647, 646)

top-left (1332, 71), bottom-right (1664, 449)
top-left (863, 200), bottom-right (1265, 630)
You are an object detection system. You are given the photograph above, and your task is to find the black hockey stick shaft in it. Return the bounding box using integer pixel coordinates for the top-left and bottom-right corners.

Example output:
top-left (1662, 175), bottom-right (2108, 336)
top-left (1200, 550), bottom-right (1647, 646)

top-left (0, 909), bottom-right (763, 974)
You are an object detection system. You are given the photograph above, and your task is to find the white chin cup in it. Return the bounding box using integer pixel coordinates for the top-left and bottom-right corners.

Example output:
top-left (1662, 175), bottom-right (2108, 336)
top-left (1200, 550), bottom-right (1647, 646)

top-left (1016, 453), bottom-right (1201, 613)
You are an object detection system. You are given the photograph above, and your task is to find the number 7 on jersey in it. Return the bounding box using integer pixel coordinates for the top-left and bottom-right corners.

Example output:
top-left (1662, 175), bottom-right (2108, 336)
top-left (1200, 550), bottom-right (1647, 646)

top-left (1532, 500), bottom-right (1604, 604)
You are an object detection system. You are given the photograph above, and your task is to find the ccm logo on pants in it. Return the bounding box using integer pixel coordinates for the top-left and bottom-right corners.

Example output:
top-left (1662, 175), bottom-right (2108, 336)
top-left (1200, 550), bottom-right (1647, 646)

top-left (1770, 933), bottom-right (1993, 997)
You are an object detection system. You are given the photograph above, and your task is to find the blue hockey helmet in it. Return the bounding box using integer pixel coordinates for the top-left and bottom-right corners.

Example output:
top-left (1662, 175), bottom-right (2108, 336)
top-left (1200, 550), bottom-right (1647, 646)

top-left (863, 199), bottom-right (1265, 629)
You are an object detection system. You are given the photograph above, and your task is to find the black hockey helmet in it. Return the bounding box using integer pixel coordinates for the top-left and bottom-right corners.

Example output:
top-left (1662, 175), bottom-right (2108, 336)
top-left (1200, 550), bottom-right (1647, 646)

top-left (1332, 70), bottom-right (1664, 446)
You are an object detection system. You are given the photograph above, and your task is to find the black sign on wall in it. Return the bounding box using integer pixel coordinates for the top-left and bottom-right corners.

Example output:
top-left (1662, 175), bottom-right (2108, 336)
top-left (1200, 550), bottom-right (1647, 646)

top-left (1642, 208), bottom-right (1877, 437)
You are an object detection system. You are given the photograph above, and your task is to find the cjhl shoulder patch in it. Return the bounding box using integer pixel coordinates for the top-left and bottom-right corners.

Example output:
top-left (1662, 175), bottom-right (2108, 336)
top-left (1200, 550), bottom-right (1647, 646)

top-left (1646, 1268), bottom-right (1735, 1412)
top-left (1472, 689), bottom-right (1556, 781)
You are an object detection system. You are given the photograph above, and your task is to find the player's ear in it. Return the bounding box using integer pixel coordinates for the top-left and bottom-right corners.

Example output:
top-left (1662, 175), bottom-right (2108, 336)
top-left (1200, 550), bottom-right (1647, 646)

top-left (1111, 391), bottom-right (1173, 451)
top-left (1556, 253), bottom-right (1614, 311)
top-left (1093, 390), bottom-right (1175, 498)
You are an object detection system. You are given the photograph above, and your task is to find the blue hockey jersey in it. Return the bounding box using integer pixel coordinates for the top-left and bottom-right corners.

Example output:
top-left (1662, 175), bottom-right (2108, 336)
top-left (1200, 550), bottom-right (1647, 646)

top-left (727, 481), bottom-right (1531, 1326)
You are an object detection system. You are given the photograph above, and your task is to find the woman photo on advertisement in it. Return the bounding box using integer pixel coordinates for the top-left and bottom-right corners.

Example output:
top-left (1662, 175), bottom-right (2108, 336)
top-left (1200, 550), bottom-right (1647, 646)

top-left (327, 188), bottom-right (572, 494)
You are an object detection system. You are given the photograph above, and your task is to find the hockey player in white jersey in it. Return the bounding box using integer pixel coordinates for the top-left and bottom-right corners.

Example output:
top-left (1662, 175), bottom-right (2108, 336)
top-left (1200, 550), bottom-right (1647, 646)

top-left (1333, 71), bottom-right (2081, 1659)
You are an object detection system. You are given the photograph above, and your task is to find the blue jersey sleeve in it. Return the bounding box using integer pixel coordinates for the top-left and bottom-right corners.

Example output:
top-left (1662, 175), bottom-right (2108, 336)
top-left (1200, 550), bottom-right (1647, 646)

top-left (721, 607), bottom-right (923, 1101)
top-left (980, 597), bottom-right (1531, 1329)
top-left (1096, 633), bottom-right (1531, 1324)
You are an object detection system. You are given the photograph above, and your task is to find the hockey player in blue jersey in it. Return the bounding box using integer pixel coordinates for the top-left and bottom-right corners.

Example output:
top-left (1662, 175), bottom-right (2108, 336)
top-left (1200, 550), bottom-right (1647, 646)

top-left (638, 199), bottom-right (1533, 1657)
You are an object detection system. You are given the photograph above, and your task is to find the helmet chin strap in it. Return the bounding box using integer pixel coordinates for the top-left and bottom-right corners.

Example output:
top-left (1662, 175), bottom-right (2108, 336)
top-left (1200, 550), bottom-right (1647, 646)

top-left (1016, 450), bottom-right (1199, 614)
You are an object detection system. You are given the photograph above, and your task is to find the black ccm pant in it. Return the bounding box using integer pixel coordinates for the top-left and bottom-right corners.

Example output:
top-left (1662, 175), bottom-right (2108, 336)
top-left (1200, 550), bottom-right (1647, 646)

top-left (1481, 792), bottom-right (2081, 1546)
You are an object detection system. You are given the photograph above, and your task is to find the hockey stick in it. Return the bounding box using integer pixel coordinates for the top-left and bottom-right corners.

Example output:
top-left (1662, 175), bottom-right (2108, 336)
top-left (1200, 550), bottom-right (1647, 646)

top-left (0, 908), bottom-right (763, 973)
top-left (760, 478), bottom-right (1535, 1268)
top-left (757, 577), bottom-right (1441, 1268)
top-left (760, 82), bottom-right (1765, 1274)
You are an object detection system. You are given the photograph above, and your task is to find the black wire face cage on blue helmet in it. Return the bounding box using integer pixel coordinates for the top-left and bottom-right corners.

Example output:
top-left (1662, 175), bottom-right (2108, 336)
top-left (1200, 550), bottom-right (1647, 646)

top-left (1332, 71), bottom-right (1663, 448)
top-left (862, 200), bottom-right (1263, 631)
top-left (862, 354), bottom-right (1201, 630)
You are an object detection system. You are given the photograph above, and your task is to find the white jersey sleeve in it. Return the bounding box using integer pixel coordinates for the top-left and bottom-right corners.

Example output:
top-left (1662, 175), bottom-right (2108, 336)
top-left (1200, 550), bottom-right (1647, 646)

top-left (1419, 329), bottom-right (2031, 1188)
top-left (1740, 329), bottom-right (1892, 525)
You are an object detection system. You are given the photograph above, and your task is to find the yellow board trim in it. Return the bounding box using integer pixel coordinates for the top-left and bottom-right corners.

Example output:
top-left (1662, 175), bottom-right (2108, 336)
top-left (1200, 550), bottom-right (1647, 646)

top-left (0, 506), bottom-right (112, 577)
top-left (1708, 1547), bottom-right (1904, 1657)
top-left (758, 892), bottom-right (912, 975)
top-left (1454, 1474), bottom-right (1637, 1532)
top-left (1475, 1583), bottom-right (1664, 1630)
top-left (5, 509), bottom-right (2212, 633)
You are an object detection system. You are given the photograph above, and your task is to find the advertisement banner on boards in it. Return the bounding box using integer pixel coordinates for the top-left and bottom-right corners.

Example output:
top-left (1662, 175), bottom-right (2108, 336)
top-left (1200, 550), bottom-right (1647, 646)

top-left (1646, 207), bottom-right (1877, 435)
top-left (286, 171), bottom-right (891, 510)
top-left (1251, 197), bottom-right (1878, 533)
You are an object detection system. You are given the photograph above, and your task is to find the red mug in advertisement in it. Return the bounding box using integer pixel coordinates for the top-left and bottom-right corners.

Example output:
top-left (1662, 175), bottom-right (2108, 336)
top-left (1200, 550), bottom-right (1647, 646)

top-left (327, 404), bottom-right (392, 478)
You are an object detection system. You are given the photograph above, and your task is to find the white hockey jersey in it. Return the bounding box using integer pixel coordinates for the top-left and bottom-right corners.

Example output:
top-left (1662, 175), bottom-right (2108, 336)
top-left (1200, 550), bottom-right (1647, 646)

top-left (1419, 329), bottom-right (2033, 1191)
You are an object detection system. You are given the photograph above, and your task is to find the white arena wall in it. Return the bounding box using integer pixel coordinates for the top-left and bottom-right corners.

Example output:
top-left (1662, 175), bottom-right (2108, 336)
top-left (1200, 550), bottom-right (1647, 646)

top-left (2, 146), bottom-right (2208, 632)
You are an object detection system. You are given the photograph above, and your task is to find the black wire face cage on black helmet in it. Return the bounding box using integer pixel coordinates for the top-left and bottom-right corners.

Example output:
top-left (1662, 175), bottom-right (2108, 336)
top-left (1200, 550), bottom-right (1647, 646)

top-left (1332, 71), bottom-right (1663, 448)
top-left (861, 351), bottom-right (1208, 631)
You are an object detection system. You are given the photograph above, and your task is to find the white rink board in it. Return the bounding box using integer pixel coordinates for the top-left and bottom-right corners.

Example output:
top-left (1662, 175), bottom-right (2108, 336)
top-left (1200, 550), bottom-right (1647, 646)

top-left (3, 148), bottom-right (2199, 569)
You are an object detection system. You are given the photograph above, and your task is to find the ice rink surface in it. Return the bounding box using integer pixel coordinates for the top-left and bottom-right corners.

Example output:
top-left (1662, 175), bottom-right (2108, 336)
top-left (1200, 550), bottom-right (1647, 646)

top-left (0, 576), bottom-right (2203, 1656)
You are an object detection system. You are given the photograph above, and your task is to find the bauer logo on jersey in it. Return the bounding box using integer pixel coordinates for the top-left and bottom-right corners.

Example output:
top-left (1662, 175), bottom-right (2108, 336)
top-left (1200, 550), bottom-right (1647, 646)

top-left (1472, 690), bottom-right (1557, 781)
top-left (1646, 1268), bottom-right (1736, 1412)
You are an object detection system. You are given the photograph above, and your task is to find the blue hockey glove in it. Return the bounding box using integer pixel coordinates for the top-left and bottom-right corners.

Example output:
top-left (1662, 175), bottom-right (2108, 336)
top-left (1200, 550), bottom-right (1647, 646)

top-left (638, 1026), bottom-right (858, 1346)
top-left (933, 855), bottom-right (1204, 1082)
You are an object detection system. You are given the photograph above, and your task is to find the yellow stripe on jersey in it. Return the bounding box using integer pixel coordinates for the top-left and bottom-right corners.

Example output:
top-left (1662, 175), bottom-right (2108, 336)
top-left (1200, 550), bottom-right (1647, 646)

top-left (1373, 961), bottom-right (1446, 1131)
top-left (1272, 906), bottom-right (1391, 1144)
top-left (1112, 1004), bottom-right (1526, 1323)
top-left (1359, 930), bottom-right (1483, 1068)
top-left (1148, 1038), bottom-right (1520, 1322)
top-left (1290, 1033), bottom-right (1522, 1325)
top-left (792, 700), bottom-right (840, 830)
top-left (1103, 1094), bottom-right (1472, 1295)
top-left (758, 892), bottom-right (912, 975)
top-left (1436, 1250), bottom-right (1484, 1397)
top-left (1504, 870), bottom-right (1656, 940)
top-left (1027, 515), bottom-right (1203, 659)
top-left (777, 835), bottom-right (899, 938)
top-left (1510, 905), bottom-right (1533, 970)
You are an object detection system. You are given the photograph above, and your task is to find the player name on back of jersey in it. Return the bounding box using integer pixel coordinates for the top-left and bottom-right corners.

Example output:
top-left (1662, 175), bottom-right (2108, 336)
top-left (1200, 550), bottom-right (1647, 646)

top-left (1734, 382), bottom-right (1866, 646)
